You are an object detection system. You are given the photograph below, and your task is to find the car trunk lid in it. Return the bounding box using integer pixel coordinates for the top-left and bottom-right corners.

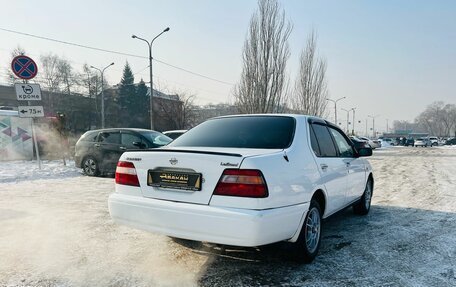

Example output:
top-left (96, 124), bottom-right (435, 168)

top-left (125, 147), bottom-right (281, 204)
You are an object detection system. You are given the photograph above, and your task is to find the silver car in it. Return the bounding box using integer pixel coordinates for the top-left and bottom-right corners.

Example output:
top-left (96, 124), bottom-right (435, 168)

top-left (414, 138), bottom-right (430, 147)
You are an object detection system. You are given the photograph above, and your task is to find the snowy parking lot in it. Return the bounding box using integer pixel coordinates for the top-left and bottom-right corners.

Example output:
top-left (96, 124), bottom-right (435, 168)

top-left (1, 147), bottom-right (455, 287)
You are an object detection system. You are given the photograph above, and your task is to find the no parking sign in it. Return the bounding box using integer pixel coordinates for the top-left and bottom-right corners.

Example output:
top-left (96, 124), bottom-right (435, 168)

top-left (11, 55), bottom-right (38, 80)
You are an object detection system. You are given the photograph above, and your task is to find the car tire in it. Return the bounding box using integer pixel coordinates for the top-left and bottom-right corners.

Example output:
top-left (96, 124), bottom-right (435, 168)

top-left (353, 179), bottom-right (373, 215)
top-left (293, 200), bottom-right (322, 264)
top-left (82, 156), bottom-right (100, 176)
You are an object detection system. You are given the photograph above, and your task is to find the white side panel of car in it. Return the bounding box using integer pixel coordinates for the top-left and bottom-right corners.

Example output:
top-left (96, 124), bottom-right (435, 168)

top-left (345, 158), bottom-right (367, 204)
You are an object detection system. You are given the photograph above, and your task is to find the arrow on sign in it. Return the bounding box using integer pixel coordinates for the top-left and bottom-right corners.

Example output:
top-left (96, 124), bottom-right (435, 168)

top-left (20, 109), bottom-right (27, 114)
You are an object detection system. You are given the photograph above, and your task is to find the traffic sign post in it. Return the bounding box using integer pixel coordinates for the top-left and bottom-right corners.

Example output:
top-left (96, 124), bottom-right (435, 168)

top-left (11, 55), bottom-right (38, 80)
top-left (15, 83), bottom-right (42, 100)
top-left (17, 106), bottom-right (43, 169)
top-left (13, 55), bottom-right (41, 169)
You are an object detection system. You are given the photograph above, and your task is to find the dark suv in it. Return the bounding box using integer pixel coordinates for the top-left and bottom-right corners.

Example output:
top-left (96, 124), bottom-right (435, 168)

top-left (75, 128), bottom-right (172, 176)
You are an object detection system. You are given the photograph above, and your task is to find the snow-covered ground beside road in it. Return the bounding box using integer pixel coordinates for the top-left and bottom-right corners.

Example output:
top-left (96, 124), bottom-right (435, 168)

top-left (0, 147), bottom-right (455, 287)
top-left (0, 160), bottom-right (81, 184)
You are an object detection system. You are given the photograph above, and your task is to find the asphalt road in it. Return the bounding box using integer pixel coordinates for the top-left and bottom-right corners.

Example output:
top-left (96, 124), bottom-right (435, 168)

top-left (0, 147), bottom-right (455, 286)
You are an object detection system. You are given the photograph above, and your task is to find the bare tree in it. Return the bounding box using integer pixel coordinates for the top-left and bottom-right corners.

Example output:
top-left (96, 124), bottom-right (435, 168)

top-left (40, 53), bottom-right (62, 110)
top-left (415, 101), bottom-right (456, 137)
top-left (40, 54), bottom-right (62, 91)
top-left (233, 0), bottom-right (292, 114)
top-left (156, 92), bottom-right (197, 129)
top-left (57, 58), bottom-right (79, 95)
top-left (292, 30), bottom-right (328, 117)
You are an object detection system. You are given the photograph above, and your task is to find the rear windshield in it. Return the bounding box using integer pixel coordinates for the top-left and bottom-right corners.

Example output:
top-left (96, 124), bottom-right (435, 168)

top-left (169, 116), bottom-right (295, 149)
top-left (79, 131), bottom-right (98, 142)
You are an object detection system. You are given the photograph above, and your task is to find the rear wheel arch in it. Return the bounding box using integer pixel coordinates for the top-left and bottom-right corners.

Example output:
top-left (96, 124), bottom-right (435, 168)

top-left (289, 188), bottom-right (326, 243)
top-left (312, 189), bottom-right (326, 217)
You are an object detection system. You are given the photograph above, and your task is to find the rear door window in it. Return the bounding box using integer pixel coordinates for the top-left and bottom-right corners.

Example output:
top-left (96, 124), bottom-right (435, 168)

top-left (311, 124), bottom-right (338, 157)
top-left (98, 132), bottom-right (120, 144)
top-left (328, 127), bottom-right (355, 157)
top-left (309, 125), bottom-right (321, 156)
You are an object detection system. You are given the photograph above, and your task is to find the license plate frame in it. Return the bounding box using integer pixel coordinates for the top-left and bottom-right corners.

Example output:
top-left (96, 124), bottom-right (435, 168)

top-left (147, 169), bottom-right (202, 191)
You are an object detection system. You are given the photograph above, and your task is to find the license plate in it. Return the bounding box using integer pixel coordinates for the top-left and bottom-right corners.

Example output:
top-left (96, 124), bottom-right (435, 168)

top-left (147, 170), bottom-right (202, 191)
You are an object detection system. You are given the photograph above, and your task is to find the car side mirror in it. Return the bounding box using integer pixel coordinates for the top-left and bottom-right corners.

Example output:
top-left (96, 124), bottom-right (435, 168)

top-left (357, 147), bottom-right (372, 157)
top-left (132, 141), bottom-right (146, 149)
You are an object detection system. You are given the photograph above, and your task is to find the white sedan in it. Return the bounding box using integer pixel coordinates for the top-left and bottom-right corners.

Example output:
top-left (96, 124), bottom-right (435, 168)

top-left (414, 138), bottom-right (430, 147)
top-left (109, 114), bottom-right (374, 263)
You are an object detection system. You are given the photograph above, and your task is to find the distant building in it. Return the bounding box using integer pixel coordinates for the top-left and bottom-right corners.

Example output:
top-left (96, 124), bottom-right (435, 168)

top-left (0, 84), bottom-right (184, 133)
top-left (193, 103), bottom-right (239, 125)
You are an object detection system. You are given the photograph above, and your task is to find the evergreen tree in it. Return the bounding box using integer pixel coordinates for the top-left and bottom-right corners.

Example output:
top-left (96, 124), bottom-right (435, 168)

top-left (118, 62), bottom-right (136, 126)
top-left (135, 79), bottom-right (150, 128)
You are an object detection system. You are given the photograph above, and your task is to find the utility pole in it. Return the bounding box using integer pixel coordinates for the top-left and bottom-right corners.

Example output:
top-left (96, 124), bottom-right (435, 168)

top-left (368, 114), bottom-right (380, 138)
top-left (341, 108), bottom-right (350, 134)
top-left (132, 27), bottom-right (170, 130)
top-left (90, 63), bottom-right (114, 128)
top-left (351, 108), bottom-right (356, 136)
top-left (326, 97), bottom-right (346, 125)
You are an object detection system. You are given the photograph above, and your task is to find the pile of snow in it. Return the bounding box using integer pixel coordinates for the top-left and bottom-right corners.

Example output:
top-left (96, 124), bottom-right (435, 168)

top-left (0, 160), bottom-right (82, 184)
top-left (435, 145), bottom-right (456, 149)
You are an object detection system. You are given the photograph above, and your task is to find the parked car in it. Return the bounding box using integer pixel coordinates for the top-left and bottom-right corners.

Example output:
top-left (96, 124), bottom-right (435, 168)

top-left (428, 137), bottom-right (439, 146)
top-left (414, 138), bottom-right (430, 147)
top-left (445, 138), bottom-right (456, 145)
top-left (75, 128), bottom-right (172, 176)
top-left (358, 136), bottom-right (381, 149)
top-left (382, 138), bottom-right (394, 146)
top-left (350, 136), bottom-right (372, 150)
top-left (162, 129), bottom-right (187, 140)
top-left (109, 115), bottom-right (374, 263)
top-left (405, 138), bottom-right (415, 146)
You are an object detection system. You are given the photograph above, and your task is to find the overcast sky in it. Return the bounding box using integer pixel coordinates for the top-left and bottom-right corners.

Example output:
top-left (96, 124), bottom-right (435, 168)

top-left (1, 0), bottom-right (455, 133)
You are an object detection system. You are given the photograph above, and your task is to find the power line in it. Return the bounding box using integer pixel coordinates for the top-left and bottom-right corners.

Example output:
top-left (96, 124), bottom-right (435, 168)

top-left (0, 27), bottom-right (234, 86)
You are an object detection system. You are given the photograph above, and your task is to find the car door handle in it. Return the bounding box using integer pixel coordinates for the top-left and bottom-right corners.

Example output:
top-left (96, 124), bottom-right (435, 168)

top-left (94, 144), bottom-right (100, 148)
top-left (119, 146), bottom-right (127, 150)
top-left (320, 164), bottom-right (328, 171)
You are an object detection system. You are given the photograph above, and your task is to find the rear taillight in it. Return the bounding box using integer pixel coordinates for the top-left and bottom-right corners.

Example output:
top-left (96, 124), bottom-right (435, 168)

top-left (115, 161), bottom-right (140, 187)
top-left (213, 169), bottom-right (268, 198)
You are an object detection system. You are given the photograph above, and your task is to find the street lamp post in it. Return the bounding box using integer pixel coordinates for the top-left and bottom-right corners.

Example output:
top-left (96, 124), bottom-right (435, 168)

top-left (132, 27), bottom-right (170, 130)
top-left (326, 97), bottom-right (346, 125)
top-left (90, 62), bottom-right (114, 128)
top-left (341, 108), bottom-right (350, 134)
top-left (368, 114), bottom-right (380, 138)
top-left (350, 107), bottom-right (356, 136)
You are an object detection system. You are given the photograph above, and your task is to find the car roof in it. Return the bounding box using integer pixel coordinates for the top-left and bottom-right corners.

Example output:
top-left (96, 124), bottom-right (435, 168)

top-left (85, 128), bottom-right (158, 133)
top-left (212, 114), bottom-right (337, 126)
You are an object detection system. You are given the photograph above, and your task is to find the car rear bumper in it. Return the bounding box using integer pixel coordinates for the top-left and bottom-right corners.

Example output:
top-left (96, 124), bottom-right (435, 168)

top-left (108, 192), bottom-right (308, 247)
top-left (74, 155), bottom-right (82, 168)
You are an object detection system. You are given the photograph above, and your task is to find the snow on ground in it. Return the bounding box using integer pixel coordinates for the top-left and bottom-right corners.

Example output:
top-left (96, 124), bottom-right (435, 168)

top-left (0, 160), bottom-right (81, 184)
top-left (0, 147), bottom-right (455, 286)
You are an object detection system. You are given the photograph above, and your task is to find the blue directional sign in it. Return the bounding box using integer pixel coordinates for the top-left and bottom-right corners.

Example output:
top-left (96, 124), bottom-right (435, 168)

top-left (11, 55), bottom-right (38, 80)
